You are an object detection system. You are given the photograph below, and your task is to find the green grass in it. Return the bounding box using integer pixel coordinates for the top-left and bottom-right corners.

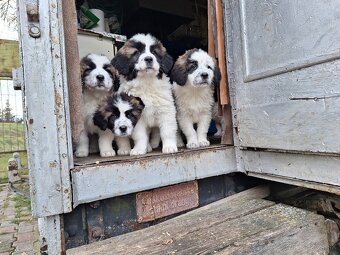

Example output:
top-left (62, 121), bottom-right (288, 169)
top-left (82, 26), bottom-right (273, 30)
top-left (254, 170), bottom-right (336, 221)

top-left (12, 194), bottom-right (32, 224)
top-left (0, 151), bottom-right (27, 183)
top-left (0, 122), bottom-right (26, 152)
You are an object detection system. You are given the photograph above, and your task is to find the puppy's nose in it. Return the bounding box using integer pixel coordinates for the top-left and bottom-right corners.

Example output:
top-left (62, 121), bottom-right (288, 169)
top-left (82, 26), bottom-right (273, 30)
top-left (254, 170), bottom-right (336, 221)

top-left (201, 73), bottom-right (208, 79)
top-left (144, 57), bottom-right (153, 64)
top-left (96, 74), bottom-right (105, 81)
top-left (119, 126), bottom-right (127, 133)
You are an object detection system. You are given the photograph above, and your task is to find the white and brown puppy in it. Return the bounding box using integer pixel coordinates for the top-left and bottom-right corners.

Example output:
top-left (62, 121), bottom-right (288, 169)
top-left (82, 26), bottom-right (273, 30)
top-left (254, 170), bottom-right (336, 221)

top-left (111, 33), bottom-right (178, 155)
top-left (171, 49), bottom-right (221, 149)
top-left (93, 93), bottom-right (145, 155)
top-left (75, 54), bottom-right (120, 157)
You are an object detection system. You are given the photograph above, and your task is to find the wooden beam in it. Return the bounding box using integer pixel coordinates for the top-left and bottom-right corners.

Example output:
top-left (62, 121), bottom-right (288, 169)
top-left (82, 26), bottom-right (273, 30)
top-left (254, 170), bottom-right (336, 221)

top-left (62, 0), bottom-right (84, 146)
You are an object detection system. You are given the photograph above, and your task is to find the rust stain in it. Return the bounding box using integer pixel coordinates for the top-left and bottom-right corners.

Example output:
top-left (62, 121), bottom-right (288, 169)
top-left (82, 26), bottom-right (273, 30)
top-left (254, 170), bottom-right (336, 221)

top-left (136, 181), bottom-right (199, 223)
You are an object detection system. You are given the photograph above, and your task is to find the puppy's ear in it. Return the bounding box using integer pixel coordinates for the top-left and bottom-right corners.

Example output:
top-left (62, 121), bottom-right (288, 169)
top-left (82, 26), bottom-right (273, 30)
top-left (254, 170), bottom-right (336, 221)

top-left (213, 63), bottom-right (221, 87)
top-left (93, 111), bottom-right (108, 131)
top-left (170, 62), bottom-right (187, 86)
top-left (111, 52), bottom-right (131, 76)
top-left (130, 96), bottom-right (145, 111)
top-left (160, 53), bottom-right (174, 74)
top-left (105, 64), bottom-right (121, 92)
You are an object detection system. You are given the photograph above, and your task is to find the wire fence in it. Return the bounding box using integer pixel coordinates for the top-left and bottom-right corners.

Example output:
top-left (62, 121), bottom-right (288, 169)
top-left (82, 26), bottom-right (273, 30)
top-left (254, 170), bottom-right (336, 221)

top-left (0, 79), bottom-right (26, 153)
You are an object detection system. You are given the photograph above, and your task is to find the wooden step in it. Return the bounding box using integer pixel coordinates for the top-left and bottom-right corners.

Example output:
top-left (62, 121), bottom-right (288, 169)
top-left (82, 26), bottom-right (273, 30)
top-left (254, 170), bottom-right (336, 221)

top-left (67, 189), bottom-right (329, 255)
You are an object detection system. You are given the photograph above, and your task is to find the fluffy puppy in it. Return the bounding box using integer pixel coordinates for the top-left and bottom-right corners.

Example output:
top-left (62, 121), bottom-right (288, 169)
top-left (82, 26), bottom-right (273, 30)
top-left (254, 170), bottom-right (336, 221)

top-left (171, 49), bottom-right (221, 148)
top-left (75, 54), bottom-right (120, 157)
top-left (93, 93), bottom-right (145, 155)
top-left (111, 33), bottom-right (178, 155)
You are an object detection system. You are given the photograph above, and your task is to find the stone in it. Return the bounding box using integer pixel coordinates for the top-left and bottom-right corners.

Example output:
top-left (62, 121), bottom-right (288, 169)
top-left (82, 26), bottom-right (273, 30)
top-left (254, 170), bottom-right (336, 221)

top-left (17, 232), bottom-right (34, 242)
top-left (0, 226), bottom-right (16, 234)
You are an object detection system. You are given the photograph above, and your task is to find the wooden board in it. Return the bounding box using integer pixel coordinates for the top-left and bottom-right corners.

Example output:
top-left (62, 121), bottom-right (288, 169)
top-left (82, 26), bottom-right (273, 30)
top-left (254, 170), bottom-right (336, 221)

top-left (242, 150), bottom-right (340, 188)
top-left (71, 146), bottom-right (236, 207)
top-left (18, 0), bottom-right (72, 217)
top-left (67, 194), bottom-right (328, 254)
top-left (225, 0), bottom-right (340, 154)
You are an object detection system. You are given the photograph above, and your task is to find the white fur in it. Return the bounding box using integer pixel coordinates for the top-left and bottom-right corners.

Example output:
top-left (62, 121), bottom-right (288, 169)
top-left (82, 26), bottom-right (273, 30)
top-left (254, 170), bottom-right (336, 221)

top-left (75, 54), bottom-right (116, 158)
top-left (173, 49), bottom-right (216, 149)
top-left (118, 34), bottom-right (178, 155)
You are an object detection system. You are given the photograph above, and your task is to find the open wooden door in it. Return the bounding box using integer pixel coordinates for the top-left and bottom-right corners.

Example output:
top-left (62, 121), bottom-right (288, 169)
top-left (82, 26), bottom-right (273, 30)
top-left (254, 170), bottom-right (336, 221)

top-left (225, 0), bottom-right (340, 191)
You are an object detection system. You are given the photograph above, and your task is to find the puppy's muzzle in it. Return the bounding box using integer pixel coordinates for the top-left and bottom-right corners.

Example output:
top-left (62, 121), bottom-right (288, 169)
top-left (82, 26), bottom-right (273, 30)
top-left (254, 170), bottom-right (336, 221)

top-left (200, 72), bottom-right (209, 80)
top-left (144, 56), bottom-right (153, 68)
top-left (119, 125), bottom-right (127, 133)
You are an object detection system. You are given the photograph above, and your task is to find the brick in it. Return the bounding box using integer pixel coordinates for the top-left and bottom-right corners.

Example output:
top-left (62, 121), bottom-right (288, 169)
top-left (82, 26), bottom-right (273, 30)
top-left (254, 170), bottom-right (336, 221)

top-left (13, 240), bottom-right (34, 253)
top-left (18, 225), bottom-right (34, 234)
top-left (17, 232), bottom-right (34, 242)
top-left (0, 252), bottom-right (11, 255)
top-left (0, 226), bottom-right (16, 234)
top-left (0, 234), bottom-right (14, 252)
top-left (13, 252), bottom-right (35, 255)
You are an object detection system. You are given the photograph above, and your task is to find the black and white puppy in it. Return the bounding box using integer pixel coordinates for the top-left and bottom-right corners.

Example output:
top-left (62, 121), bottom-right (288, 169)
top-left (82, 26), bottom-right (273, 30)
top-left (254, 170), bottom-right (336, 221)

top-left (93, 93), bottom-right (145, 155)
top-left (75, 54), bottom-right (120, 157)
top-left (112, 33), bottom-right (178, 155)
top-left (171, 49), bottom-right (221, 148)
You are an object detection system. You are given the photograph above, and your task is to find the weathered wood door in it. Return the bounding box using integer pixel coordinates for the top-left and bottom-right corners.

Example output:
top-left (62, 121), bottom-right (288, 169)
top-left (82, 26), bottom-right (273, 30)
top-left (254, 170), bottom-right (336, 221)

top-left (225, 0), bottom-right (340, 189)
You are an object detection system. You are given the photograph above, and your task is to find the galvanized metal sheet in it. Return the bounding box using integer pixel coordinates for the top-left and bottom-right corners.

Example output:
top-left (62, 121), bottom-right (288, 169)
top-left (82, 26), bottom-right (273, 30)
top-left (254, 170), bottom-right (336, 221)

top-left (136, 181), bottom-right (199, 223)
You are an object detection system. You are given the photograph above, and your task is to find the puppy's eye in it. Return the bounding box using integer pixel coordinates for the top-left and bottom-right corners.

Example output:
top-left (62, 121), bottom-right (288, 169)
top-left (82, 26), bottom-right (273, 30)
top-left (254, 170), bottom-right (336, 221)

top-left (207, 66), bottom-right (213, 70)
top-left (189, 60), bottom-right (198, 67)
top-left (125, 111), bottom-right (133, 118)
top-left (103, 64), bottom-right (113, 75)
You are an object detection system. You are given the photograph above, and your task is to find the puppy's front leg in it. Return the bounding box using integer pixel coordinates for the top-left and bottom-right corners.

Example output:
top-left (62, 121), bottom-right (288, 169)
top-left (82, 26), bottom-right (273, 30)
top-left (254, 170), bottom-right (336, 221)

top-left (159, 114), bottom-right (178, 154)
top-left (130, 119), bottom-right (149, 155)
top-left (179, 116), bottom-right (198, 149)
top-left (75, 130), bottom-right (90, 157)
top-left (98, 130), bottom-right (116, 157)
top-left (197, 113), bottom-right (211, 147)
top-left (115, 136), bottom-right (131, 156)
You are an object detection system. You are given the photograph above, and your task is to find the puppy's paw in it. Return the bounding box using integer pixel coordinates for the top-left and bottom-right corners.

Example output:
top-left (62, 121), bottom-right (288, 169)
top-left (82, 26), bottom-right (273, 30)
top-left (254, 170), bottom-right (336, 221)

top-left (162, 145), bottom-right (178, 154)
top-left (100, 150), bottom-right (116, 157)
top-left (147, 144), bottom-right (153, 152)
top-left (130, 148), bottom-right (147, 156)
top-left (117, 149), bottom-right (131, 156)
top-left (75, 149), bottom-right (89, 158)
top-left (199, 139), bottom-right (210, 147)
top-left (186, 142), bottom-right (199, 149)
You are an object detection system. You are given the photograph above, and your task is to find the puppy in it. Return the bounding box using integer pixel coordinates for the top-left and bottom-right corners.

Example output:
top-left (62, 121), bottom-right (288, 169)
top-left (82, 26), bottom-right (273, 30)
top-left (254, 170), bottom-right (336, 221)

top-left (171, 49), bottom-right (221, 148)
top-left (75, 54), bottom-right (120, 157)
top-left (93, 93), bottom-right (145, 155)
top-left (111, 33), bottom-right (178, 155)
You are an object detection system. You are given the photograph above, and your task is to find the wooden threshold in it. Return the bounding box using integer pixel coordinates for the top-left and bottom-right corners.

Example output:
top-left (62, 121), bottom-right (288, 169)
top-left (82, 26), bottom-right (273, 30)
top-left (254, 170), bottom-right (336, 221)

top-left (71, 146), bottom-right (237, 207)
top-left (67, 186), bottom-right (329, 255)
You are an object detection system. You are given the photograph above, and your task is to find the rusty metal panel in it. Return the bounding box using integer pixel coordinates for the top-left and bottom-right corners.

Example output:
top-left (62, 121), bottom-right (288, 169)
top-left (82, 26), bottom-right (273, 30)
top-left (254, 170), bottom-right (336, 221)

top-left (136, 181), bottom-right (199, 223)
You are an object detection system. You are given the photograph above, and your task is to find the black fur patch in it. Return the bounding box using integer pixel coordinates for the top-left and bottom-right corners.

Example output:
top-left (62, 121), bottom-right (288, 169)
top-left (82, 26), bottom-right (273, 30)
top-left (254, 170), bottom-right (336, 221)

top-left (111, 40), bottom-right (146, 81)
top-left (80, 56), bottom-right (96, 80)
top-left (150, 44), bottom-right (173, 75)
top-left (213, 64), bottom-right (221, 87)
top-left (93, 111), bottom-right (108, 131)
top-left (170, 49), bottom-right (199, 86)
